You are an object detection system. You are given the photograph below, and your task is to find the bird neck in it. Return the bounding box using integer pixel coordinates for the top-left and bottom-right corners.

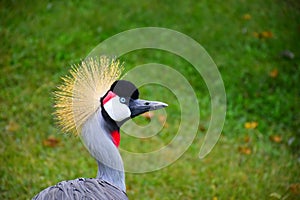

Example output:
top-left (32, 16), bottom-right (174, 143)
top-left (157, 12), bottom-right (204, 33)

top-left (80, 109), bottom-right (126, 192)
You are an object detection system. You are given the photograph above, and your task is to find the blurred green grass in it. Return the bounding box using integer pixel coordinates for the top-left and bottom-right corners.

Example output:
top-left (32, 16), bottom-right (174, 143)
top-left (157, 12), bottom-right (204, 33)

top-left (1, 0), bottom-right (299, 199)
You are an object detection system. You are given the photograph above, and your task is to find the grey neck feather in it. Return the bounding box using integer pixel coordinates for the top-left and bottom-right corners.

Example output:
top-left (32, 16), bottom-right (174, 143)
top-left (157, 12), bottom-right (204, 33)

top-left (80, 109), bottom-right (126, 192)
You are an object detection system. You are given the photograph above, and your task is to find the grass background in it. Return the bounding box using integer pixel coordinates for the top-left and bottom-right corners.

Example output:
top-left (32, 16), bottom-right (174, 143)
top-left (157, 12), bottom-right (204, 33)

top-left (1, 0), bottom-right (300, 199)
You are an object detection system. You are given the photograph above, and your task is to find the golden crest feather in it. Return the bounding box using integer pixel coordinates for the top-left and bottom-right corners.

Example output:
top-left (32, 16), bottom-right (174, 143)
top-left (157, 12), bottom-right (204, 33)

top-left (54, 56), bottom-right (123, 135)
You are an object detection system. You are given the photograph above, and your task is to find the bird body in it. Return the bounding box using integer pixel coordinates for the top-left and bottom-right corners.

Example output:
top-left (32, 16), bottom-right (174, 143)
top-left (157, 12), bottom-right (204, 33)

top-left (33, 56), bottom-right (167, 199)
top-left (32, 178), bottom-right (128, 200)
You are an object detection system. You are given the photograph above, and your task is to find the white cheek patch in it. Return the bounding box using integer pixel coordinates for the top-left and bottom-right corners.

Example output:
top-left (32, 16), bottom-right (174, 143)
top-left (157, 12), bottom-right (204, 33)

top-left (103, 96), bottom-right (131, 122)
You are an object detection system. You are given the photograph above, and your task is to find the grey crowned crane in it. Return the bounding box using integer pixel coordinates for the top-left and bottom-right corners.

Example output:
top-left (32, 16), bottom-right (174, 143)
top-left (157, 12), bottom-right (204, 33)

top-left (33, 56), bottom-right (167, 200)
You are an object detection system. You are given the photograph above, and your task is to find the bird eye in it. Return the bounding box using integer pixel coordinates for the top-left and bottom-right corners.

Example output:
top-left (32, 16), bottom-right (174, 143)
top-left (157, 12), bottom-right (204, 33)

top-left (119, 97), bottom-right (126, 104)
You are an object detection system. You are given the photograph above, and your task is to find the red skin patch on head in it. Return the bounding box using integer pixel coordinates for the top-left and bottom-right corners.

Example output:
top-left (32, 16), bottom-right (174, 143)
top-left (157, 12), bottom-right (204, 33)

top-left (103, 91), bottom-right (117, 105)
top-left (111, 130), bottom-right (120, 147)
top-left (103, 91), bottom-right (120, 147)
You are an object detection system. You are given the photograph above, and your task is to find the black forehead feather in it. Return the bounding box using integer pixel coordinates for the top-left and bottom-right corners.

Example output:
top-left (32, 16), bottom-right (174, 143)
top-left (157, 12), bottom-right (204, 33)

top-left (110, 80), bottom-right (139, 99)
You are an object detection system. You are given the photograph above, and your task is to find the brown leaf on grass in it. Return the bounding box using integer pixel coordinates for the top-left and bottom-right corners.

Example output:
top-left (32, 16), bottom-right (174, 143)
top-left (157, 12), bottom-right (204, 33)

top-left (253, 31), bottom-right (273, 39)
top-left (43, 136), bottom-right (60, 147)
top-left (244, 121), bottom-right (258, 129)
top-left (269, 68), bottom-right (278, 78)
top-left (6, 121), bottom-right (20, 132)
top-left (269, 135), bottom-right (282, 143)
top-left (140, 112), bottom-right (154, 120)
top-left (158, 114), bottom-right (169, 128)
top-left (158, 114), bottom-right (166, 124)
top-left (261, 31), bottom-right (273, 38)
top-left (242, 14), bottom-right (251, 20)
top-left (290, 183), bottom-right (300, 195)
top-left (198, 124), bottom-right (206, 132)
top-left (238, 146), bottom-right (252, 155)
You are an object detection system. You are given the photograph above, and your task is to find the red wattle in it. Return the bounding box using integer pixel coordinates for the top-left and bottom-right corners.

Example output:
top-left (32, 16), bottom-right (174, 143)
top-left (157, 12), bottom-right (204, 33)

top-left (103, 91), bottom-right (117, 105)
top-left (111, 130), bottom-right (120, 147)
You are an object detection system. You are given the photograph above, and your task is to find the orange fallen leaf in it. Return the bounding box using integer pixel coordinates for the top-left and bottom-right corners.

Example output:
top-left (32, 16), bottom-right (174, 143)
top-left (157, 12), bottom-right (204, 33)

top-left (261, 31), bottom-right (273, 38)
top-left (43, 136), bottom-right (60, 147)
top-left (269, 135), bottom-right (282, 143)
top-left (290, 183), bottom-right (300, 194)
top-left (157, 114), bottom-right (169, 128)
top-left (244, 121), bottom-right (258, 129)
top-left (242, 14), bottom-right (251, 20)
top-left (141, 112), bottom-right (154, 120)
top-left (158, 114), bottom-right (166, 124)
top-left (269, 68), bottom-right (278, 78)
top-left (238, 146), bottom-right (252, 155)
top-left (244, 122), bottom-right (252, 129)
top-left (253, 31), bottom-right (273, 39)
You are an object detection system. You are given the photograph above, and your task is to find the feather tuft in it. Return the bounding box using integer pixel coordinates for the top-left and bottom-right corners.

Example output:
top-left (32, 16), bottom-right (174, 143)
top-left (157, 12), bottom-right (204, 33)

top-left (54, 56), bottom-right (123, 135)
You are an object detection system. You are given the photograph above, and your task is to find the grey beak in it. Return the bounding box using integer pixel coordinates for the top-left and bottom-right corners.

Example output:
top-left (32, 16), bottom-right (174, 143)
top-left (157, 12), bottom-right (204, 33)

top-left (129, 99), bottom-right (168, 118)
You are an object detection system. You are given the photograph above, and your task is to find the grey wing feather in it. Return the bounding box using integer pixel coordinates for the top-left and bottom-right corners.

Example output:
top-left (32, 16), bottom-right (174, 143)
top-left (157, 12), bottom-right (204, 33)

top-left (32, 178), bottom-right (128, 200)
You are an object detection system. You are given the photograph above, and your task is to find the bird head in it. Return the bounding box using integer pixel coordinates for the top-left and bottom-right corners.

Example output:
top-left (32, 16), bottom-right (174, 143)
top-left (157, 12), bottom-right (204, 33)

top-left (54, 56), bottom-right (167, 136)
top-left (101, 80), bottom-right (167, 125)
